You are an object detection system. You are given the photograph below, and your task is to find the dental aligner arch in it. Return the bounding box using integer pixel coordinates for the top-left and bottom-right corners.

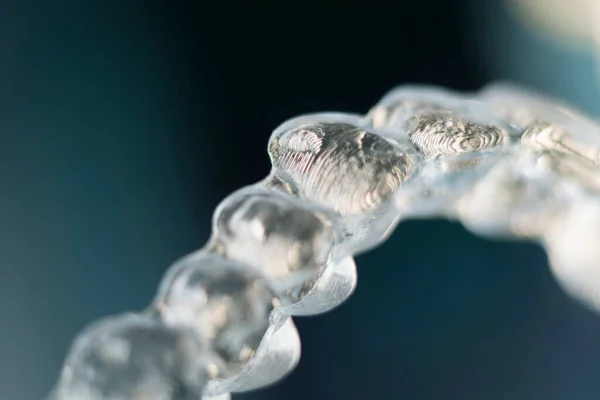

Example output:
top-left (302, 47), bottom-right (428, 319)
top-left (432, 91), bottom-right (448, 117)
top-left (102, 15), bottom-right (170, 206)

top-left (50, 83), bottom-right (600, 400)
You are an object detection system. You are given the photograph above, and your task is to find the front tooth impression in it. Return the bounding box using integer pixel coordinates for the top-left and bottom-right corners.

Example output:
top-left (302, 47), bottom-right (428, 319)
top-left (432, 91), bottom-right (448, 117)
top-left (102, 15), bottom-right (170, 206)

top-left (268, 122), bottom-right (414, 216)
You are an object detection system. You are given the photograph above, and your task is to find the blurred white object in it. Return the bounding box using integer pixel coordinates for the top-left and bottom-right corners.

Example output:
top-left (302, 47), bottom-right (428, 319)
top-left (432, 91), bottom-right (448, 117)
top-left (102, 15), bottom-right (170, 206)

top-left (508, 0), bottom-right (598, 47)
top-left (507, 0), bottom-right (600, 83)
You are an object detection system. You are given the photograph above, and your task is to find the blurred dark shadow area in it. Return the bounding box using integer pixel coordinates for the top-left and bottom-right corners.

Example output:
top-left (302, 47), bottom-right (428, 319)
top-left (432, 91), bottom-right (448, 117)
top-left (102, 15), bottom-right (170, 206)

top-left (1, 0), bottom-right (600, 399)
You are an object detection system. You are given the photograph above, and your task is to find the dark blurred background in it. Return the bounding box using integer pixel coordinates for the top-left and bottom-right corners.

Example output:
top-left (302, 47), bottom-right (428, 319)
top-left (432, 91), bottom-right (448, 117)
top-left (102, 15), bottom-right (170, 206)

top-left (2, 0), bottom-right (600, 399)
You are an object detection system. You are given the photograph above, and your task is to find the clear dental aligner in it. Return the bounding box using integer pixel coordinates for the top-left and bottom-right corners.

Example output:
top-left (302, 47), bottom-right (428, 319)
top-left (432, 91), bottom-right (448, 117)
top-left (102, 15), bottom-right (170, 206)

top-left (49, 83), bottom-right (600, 400)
